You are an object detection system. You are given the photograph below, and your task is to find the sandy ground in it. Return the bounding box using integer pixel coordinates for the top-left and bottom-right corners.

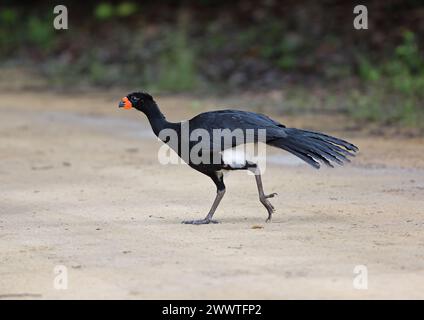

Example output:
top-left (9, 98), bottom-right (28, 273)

top-left (0, 90), bottom-right (423, 299)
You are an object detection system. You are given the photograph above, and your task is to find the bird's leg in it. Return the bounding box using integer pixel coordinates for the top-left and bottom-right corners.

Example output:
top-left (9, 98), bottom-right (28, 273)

top-left (182, 189), bottom-right (225, 225)
top-left (182, 172), bottom-right (226, 225)
top-left (250, 167), bottom-right (277, 222)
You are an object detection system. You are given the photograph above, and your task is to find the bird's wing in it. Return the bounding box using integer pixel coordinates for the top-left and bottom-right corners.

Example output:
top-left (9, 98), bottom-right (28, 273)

top-left (187, 109), bottom-right (288, 152)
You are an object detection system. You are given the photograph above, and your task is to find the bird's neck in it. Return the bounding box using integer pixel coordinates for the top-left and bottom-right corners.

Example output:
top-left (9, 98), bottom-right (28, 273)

top-left (143, 101), bottom-right (178, 136)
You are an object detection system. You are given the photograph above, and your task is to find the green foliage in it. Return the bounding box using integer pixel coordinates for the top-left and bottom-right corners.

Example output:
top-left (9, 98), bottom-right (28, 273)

top-left (0, 7), bottom-right (19, 53)
top-left (394, 31), bottom-right (422, 71)
top-left (347, 89), bottom-right (384, 122)
top-left (27, 16), bottom-right (55, 50)
top-left (278, 55), bottom-right (297, 70)
top-left (94, 3), bottom-right (114, 20)
top-left (400, 97), bottom-right (419, 127)
top-left (358, 56), bottom-right (380, 82)
top-left (235, 20), bottom-right (303, 71)
top-left (116, 2), bottom-right (138, 17)
top-left (89, 60), bottom-right (107, 83)
top-left (0, 7), bottom-right (55, 53)
top-left (157, 16), bottom-right (197, 91)
top-left (0, 3), bottom-right (422, 129)
top-left (94, 2), bottom-right (138, 20)
top-left (0, 8), bottom-right (17, 25)
top-left (352, 30), bottom-right (424, 127)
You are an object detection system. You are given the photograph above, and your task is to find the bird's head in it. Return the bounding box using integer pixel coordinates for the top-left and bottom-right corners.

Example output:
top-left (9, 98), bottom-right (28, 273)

top-left (118, 92), bottom-right (155, 112)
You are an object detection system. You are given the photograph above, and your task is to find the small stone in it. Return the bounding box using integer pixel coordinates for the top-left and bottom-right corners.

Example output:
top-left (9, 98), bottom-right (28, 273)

top-left (251, 225), bottom-right (264, 229)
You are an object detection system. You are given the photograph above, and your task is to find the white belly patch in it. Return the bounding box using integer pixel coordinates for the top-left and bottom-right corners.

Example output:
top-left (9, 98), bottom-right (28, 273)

top-left (222, 148), bottom-right (247, 168)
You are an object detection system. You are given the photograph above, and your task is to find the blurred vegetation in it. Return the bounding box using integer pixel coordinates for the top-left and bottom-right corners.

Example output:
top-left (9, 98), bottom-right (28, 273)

top-left (0, 0), bottom-right (423, 129)
top-left (157, 12), bottom-right (198, 91)
top-left (349, 31), bottom-right (424, 127)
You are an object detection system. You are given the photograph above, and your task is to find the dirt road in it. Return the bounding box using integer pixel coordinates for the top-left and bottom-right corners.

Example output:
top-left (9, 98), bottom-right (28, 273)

top-left (0, 91), bottom-right (423, 299)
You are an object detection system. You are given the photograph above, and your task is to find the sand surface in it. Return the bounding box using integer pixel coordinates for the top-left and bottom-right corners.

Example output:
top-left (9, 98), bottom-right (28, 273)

top-left (0, 91), bottom-right (423, 299)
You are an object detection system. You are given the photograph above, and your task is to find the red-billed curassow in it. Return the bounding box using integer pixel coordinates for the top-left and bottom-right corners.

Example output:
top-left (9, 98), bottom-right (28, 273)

top-left (119, 92), bottom-right (358, 225)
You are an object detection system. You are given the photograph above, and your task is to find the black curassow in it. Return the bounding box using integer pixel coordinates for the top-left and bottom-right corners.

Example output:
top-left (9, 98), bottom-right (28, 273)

top-left (119, 92), bottom-right (358, 225)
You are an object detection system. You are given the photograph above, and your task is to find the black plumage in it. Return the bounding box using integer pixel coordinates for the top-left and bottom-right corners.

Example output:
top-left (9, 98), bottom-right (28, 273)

top-left (119, 92), bottom-right (359, 224)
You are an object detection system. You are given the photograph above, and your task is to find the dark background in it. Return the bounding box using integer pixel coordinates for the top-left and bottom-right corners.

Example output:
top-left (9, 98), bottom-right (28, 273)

top-left (0, 0), bottom-right (423, 128)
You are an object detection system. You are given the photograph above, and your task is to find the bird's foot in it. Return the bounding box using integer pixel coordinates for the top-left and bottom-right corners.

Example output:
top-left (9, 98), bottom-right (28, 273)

top-left (260, 194), bottom-right (276, 223)
top-left (182, 218), bottom-right (219, 225)
top-left (264, 192), bottom-right (277, 199)
top-left (260, 198), bottom-right (275, 212)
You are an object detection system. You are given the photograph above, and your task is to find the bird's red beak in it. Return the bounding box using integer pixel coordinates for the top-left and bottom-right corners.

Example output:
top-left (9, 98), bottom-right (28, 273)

top-left (118, 97), bottom-right (132, 109)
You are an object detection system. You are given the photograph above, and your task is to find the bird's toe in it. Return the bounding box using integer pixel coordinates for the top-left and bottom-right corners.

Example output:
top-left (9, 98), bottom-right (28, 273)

top-left (182, 218), bottom-right (219, 225)
top-left (265, 193), bottom-right (277, 199)
top-left (261, 199), bottom-right (275, 211)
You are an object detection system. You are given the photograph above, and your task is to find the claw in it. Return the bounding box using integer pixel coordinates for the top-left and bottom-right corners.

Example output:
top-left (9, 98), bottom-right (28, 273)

top-left (260, 194), bottom-right (275, 222)
top-left (182, 218), bottom-right (219, 225)
top-left (265, 192), bottom-right (277, 199)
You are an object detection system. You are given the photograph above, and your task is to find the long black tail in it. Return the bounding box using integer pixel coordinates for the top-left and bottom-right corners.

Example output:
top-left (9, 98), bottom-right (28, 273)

top-left (268, 128), bottom-right (359, 169)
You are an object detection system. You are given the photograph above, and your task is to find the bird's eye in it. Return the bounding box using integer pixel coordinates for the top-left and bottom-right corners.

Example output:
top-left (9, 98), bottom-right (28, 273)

top-left (131, 96), bottom-right (140, 103)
